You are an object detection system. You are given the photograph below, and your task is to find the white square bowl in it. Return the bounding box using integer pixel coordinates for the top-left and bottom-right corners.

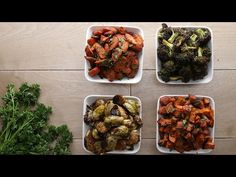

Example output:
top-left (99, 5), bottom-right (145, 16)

top-left (156, 95), bottom-right (215, 154)
top-left (156, 26), bottom-right (214, 84)
top-left (85, 25), bottom-right (144, 84)
top-left (82, 95), bottom-right (142, 154)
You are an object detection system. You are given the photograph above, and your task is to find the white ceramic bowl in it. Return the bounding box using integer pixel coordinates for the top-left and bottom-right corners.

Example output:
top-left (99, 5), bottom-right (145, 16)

top-left (156, 95), bottom-right (215, 154)
top-left (82, 95), bottom-right (142, 154)
top-left (156, 26), bottom-right (214, 84)
top-left (85, 25), bottom-right (144, 84)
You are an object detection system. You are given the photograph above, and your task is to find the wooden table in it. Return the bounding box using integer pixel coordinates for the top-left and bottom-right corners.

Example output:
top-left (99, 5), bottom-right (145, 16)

top-left (0, 22), bottom-right (235, 155)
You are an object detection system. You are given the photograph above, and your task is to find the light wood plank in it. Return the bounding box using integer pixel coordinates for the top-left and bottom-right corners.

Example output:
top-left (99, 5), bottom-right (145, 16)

top-left (138, 138), bottom-right (236, 155)
top-left (71, 138), bottom-right (236, 155)
top-left (131, 70), bottom-right (236, 138)
top-left (0, 23), bottom-right (236, 70)
top-left (0, 23), bottom-right (89, 70)
top-left (0, 71), bottom-right (130, 138)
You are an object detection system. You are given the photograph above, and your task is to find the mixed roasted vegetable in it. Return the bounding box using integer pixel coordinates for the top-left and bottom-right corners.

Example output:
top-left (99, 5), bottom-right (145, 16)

top-left (85, 27), bottom-right (144, 81)
top-left (157, 95), bottom-right (215, 153)
top-left (84, 95), bottom-right (142, 154)
top-left (0, 83), bottom-right (73, 154)
top-left (157, 23), bottom-right (212, 83)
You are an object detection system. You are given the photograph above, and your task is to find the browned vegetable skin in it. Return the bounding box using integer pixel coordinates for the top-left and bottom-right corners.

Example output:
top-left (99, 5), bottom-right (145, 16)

top-left (85, 27), bottom-right (144, 81)
top-left (158, 95), bottom-right (215, 153)
top-left (84, 95), bottom-right (142, 155)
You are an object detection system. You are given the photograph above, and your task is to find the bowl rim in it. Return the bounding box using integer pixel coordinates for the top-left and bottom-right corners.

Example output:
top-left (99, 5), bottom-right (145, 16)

top-left (84, 25), bottom-right (144, 84)
top-left (155, 25), bottom-right (214, 84)
top-left (82, 94), bottom-right (142, 154)
top-left (156, 94), bottom-right (215, 154)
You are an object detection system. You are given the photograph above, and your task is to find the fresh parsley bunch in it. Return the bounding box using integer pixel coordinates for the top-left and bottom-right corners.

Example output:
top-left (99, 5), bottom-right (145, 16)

top-left (0, 83), bottom-right (73, 155)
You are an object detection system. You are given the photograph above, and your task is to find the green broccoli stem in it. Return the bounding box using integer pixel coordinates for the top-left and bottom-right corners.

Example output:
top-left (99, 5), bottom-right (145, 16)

top-left (190, 34), bottom-right (198, 42)
top-left (168, 30), bottom-right (179, 43)
top-left (162, 39), bottom-right (173, 49)
top-left (196, 29), bottom-right (206, 38)
top-left (198, 47), bottom-right (203, 57)
top-left (188, 46), bottom-right (197, 49)
top-left (169, 76), bottom-right (183, 81)
top-left (158, 32), bottom-right (163, 38)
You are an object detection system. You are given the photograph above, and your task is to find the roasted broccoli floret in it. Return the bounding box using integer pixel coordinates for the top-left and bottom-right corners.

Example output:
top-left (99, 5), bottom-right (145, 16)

top-left (192, 64), bottom-right (208, 80)
top-left (158, 23), bottom-right (172, 42)
top-left (160, 39), bottom-right (177, 58)
top-left (202, 47), bottom-right (211, 57)
top-left (195, 28), bottom-right (211, 45)
top-left (190, 33), bottom-right (198, 42)
top-left (178, 65), bottom-right (193, 83)
top-left (175, 27), bottom-right (192, 41)
top-left (174, 36), bottom-right (185, 47)
top-left (158, 60), bottom-right (177, 82)
top-left (175, 52), bottom-right (192, 65)
top-left (157, 44), bottom-right (173, 61)
top-left (181, 43), bottom-right (197, 52)
top-left (163, 39), bottom-right (174, 49)
top-left (157, 24), bottom-right (211, 83)
top-left (163, 60), bottom-right (176, 72)
top-left (194, 47), bottom-right (210, 65)
top-left (158, 68), bottom-right (172, 82)
top-left (188, 33), bottom-right (199, 47)
top-left (168, 29), bottom-right (179, 44)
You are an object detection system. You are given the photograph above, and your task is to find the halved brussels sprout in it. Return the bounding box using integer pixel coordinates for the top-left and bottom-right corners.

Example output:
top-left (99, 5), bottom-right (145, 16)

top-left (111, 125), bottom-right (129, 138)
top-left (127, 130), bottom-right (140, 145)
top-left (92, 128), bottom-right (100, 139)
top-left (106, 135), bottom-right (118, 151)
top-left (92, 104), bottom-right (105, 120)
top-left (104, 115), bottom-right (124, 126)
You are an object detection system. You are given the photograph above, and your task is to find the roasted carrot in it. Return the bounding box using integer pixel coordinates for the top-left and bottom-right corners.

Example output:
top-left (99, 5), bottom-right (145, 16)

top-left (85, 27), bottom-right (144, 81)
top-left (88, 67), bottom-right (100, 77)
top-left (87, 38), bottom-right (96, 46)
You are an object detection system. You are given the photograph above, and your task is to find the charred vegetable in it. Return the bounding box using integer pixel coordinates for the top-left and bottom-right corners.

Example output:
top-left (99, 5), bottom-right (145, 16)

top-left (84, 95), bottom-right (142, 155)
top-left (157, 23), bottom-right (211, 83)
top-left (157, 95), bottom-right (215, 153)
top-left (85, 27), bottom-right (144, 81)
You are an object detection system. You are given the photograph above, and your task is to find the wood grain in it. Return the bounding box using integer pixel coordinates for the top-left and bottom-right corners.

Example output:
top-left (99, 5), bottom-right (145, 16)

top-left (0, 23), bottom-right (235, 154)
top-left (71, 138), bottom-right (236, 155)
top-left (132, 70), bottom-right (236, 138)
top-left (0, 71), bottom-right (130, 139)
top-left (0, 23), bottom-right (235, 70)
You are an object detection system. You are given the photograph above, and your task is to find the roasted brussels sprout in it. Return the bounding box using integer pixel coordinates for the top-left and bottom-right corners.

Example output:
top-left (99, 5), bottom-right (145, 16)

top-left (115, 140), bottom-right (127, 150)
top-left (127, 130), bottom-right (140, 145)
top-left (92, 104), bottom-right (105, 120)
top-left (92, 128), bottom-right (100, 139)
top-left (123, 119), bottom-right (133, 127)
top-left (113, 95), bottom-right (126, 105)
top-left (106, 135), bottom-right (118, 151)
top-left (83, 95), bottom-right (142, 155)
top-left (92, 99), bottom-right (106, 109)
top-left (104, 115), bottom-right (124, 126)
top-left (111, 125), bottom-right (129, 138)
top-left (96, 122), bottom-right (109, 134)
top-left (84, 129), bottom-right (95, 152)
